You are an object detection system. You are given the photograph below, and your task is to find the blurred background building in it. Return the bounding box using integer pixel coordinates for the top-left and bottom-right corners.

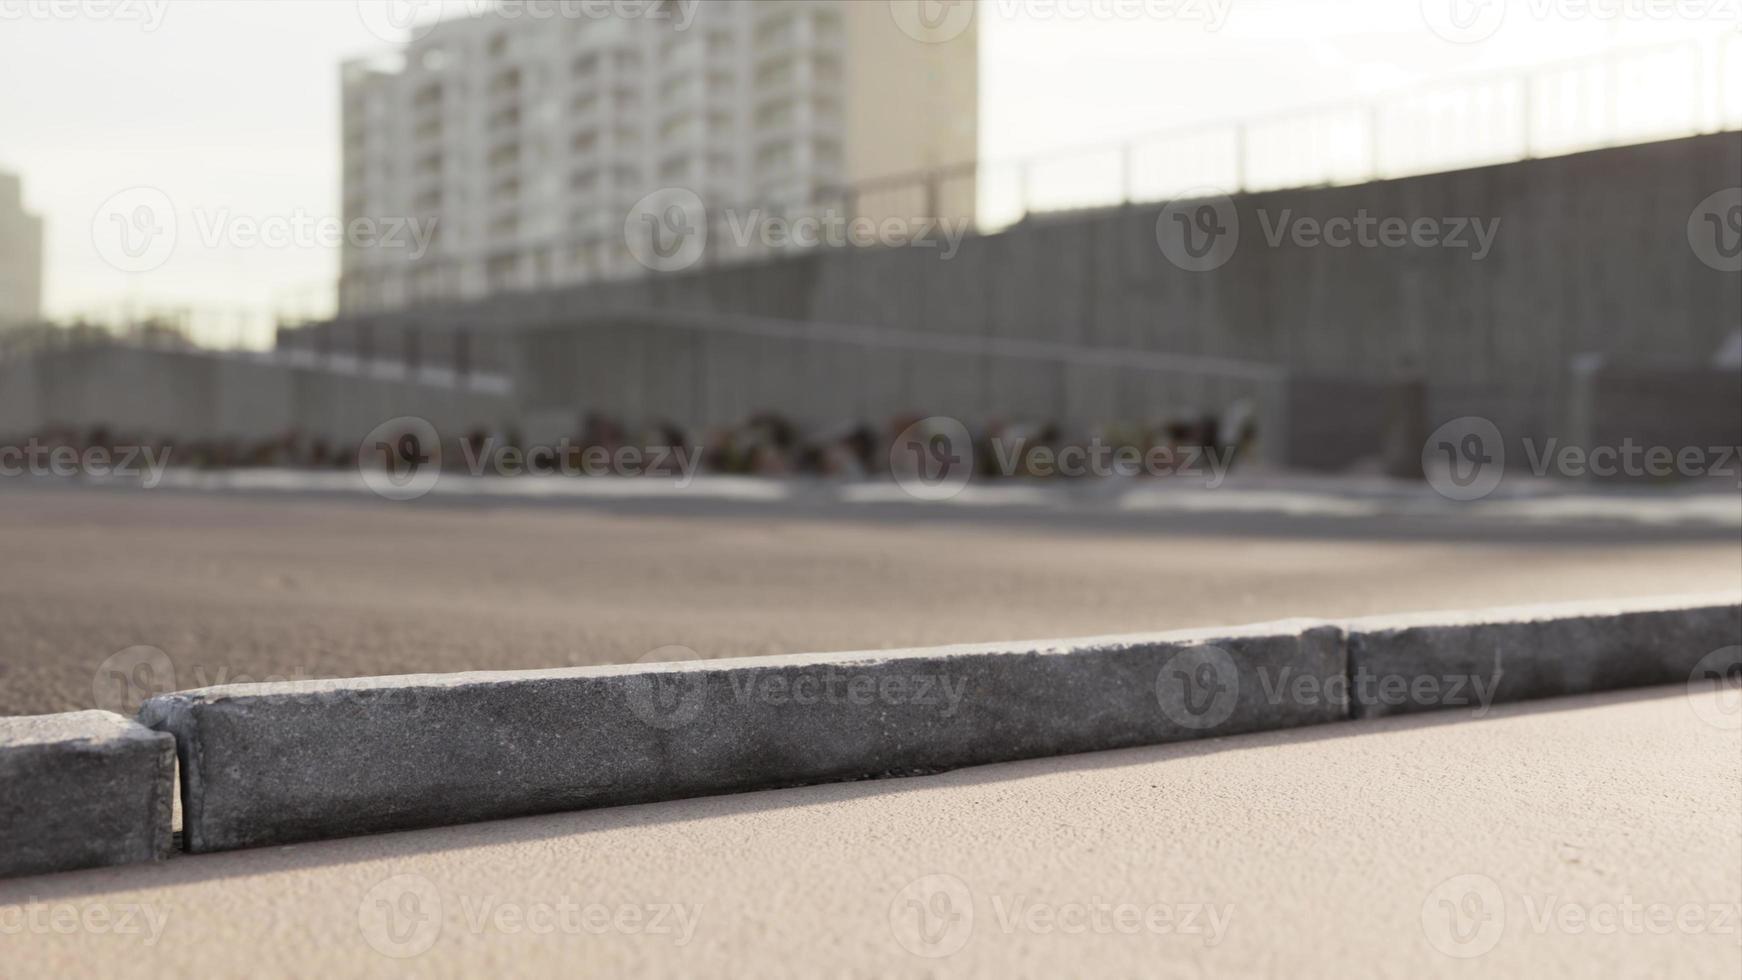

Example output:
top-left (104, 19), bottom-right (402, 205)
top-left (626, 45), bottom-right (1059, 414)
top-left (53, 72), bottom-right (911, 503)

top-left (2, 3), bottom-right (1736, 485)
top-left (339, 0), bottom-right (978, 314)
top-left (0, 172), bottom-right (44, 326)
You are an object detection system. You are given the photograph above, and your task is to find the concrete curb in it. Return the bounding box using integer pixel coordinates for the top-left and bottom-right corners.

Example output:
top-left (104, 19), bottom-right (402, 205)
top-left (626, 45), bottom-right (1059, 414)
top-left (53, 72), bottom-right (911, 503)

top-left (0, 594), bottom-right (1722, 872)
top-left (0, 711), bottom-right (175, 879)
top-left (141, 621), bottom-right (1346, 852)
top-left (1344, 595), bottom-right (1741, 718)
top-left (139, 594), bottom-right (1739, 855)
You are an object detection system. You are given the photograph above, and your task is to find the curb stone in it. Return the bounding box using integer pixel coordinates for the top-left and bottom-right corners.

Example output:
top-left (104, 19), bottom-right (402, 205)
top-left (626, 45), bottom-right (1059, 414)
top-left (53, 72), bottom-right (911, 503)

top-left (0, 711), bottom-right (176, 879)
top-left (142, 621), bottom-right (1345, 852)
top-left (1343, 595), bottom-right (1741, 718)
top-left (3, 595), bottom-right (1727, 868)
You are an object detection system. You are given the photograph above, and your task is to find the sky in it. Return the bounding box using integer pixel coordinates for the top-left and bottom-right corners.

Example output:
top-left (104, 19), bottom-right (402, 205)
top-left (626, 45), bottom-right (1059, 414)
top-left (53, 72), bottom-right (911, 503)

top-left (0, 0), bottom-right (1736, 343)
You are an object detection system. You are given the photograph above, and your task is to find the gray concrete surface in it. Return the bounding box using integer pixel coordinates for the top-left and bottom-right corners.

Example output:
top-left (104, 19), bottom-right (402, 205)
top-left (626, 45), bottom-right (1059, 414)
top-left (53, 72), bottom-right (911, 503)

top-left (2, 482), bottom-right (1738, 720)
top-left (0, 711), bottom-right (174, 878)
top-left (2, 687), bottom-right (1735, 978)
top-left (1344, 597), bottom-right (1742, 717)
top-left (144, 621), bottom-right (1345, 852)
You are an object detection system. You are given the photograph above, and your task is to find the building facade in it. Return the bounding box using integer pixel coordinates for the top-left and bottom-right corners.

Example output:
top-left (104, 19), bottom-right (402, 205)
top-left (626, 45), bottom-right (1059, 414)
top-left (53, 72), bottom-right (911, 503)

top-left (339, 0), bottom-right (977, 314)
top-left (0, 172), bottom-right (44, 326)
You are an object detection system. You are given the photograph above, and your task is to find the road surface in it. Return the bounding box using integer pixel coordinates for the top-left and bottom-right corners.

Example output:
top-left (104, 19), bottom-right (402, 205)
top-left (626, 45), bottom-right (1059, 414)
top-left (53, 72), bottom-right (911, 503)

top-left (2, 481), bottom-right (1738, 716)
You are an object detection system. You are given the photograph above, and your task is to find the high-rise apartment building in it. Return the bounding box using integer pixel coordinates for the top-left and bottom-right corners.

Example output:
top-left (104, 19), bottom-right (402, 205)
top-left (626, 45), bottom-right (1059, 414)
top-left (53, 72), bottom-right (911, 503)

top-left (339, 0), bottom-right (978, 314)
top-left (0, 172), bottom-right (44, 326)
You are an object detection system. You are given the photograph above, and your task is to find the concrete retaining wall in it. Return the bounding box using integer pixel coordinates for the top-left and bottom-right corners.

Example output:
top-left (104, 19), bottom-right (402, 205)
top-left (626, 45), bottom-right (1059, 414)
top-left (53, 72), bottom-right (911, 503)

top-left (288, 134), bottom-right (1739, 432)
top-left (507, 309), bottom-right (1302, 456)
top-left (276, 132), bottom-right (1741, 469)
top-left (0, 346), bottom-right (517, 448)
top-left (1565, 361), bottom-right (1742, 483)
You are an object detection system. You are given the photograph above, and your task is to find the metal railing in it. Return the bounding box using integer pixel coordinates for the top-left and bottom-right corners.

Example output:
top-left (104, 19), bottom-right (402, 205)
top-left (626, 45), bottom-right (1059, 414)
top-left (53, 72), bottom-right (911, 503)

top-left (331, 35), bottom-right (1742, 322)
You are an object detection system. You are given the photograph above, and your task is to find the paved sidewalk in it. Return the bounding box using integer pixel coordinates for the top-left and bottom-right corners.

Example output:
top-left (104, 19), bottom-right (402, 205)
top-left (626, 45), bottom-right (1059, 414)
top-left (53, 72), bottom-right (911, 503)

top-left (3, 687), bottom-right (1737, 978)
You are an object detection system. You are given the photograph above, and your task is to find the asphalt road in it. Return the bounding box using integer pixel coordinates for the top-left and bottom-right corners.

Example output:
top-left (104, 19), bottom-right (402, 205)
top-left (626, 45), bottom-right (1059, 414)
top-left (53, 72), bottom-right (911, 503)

top-left (2, 482), bottom-right (1738, 716)
top-left (4, 687), bottom-right (1736, 978)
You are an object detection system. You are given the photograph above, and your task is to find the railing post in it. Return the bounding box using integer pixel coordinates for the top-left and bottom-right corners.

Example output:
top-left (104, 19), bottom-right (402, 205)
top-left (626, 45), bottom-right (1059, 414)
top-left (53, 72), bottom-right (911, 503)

top-left (1368, 104), bottom-right (1382, 181)
top-left (1520, 74), bottom-right (1533, 159)
top-left (1121, 142), bottom-right (1134, 204)
top-left (1605, 50), bottom-right (1618, 145)
top-left (1233, 123), bottom-right (1248, 193)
